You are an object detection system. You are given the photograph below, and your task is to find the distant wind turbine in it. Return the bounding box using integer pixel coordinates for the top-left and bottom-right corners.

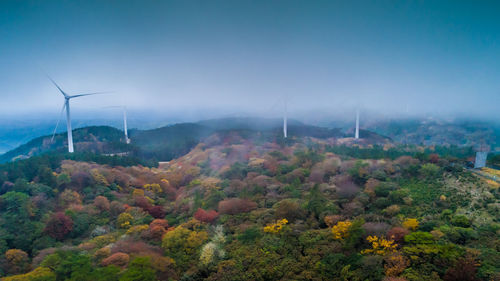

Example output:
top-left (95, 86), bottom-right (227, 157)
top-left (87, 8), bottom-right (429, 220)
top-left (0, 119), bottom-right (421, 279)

top-left (355, 108), bottom-right (360, 139)
top-left (104, 106), bottom-right (130, 144)
top-left (49, 76), bottom-right (108, 153)
top-left (283, 96), bottom-right (288, 138)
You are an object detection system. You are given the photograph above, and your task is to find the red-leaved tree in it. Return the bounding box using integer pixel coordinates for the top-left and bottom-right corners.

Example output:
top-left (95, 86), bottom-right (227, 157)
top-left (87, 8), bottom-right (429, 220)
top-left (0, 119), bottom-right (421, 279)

top-left (386, 227), bottom-right (410, 244)
top-left (45, 212), bottom-right (73, 240)
top-left (101, 252), bottom-right (130, 267)
top-left (218, 198), bottom-right (257, 215)
top-left (150, 219), bottom-right (169, 229)
top-left (147, 205), bottom-right (166, 219)
top-left (134, 196), bottom-right (152, 210)
top-left (443, 257), bottom-right (479, 281)
top-left (194, 208), bottom-right (219, 223)
top-left (94, 196), bottom-right (110, 211)
top-left (145, 219), bottom-right (169, 240)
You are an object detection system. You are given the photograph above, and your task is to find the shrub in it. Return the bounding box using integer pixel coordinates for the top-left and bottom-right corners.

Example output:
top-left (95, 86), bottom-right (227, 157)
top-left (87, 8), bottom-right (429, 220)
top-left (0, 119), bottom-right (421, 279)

top-left (419, 163), bottom-right (440, 178)
top-left (274, 200), bottom-right (305, 222)
top-left (110, 201), bottom-right (126, 216)
top-left (5, 249), bottom-right (30, 274)
top-left (443, 257), bottom-right (479, 281)
top-left (387, 227), bottom-right (410, 244)
top-left (101, 252), bottom-right (130, 267)
top-left (324, 215), bottom-right (342, 227)
top-left (384, 253), bottom-right (409, 277)
top-left (429, 154), bottom-right (440, 163)
top-left (336, 180), bottom-right (360, 199)
top-left (384, 205), bottom-right (401, 216)
top-left (375, 184), bottom-right (392, 197)
top-left (451, 215), bottom-right (472, 228)
top-left (59, 189), bottom-right (82, 207)
top-left (94, 196), bottom-right (110, 211)
top-left (148, 225), bottom-right (167, 240)
top-left (404, 231), bottom-right (434, 244)
top-left (363, 222), bottom-right (390, 237)
top-left (147, 205), bottom-right (166, 219)
top-left (126, 225), bottom-right (149, 236)
top-left (402, 218), bottom-right (419, 231)
top-left (194, 208), bottom-right (219, 223)
top-left (149, 219), bottom-right (168, 229)
top-left (200, 242), bottom-right (217, 266)
top-left (111, 240), bottom-right (160, 256)
top-left (93, 247), bottom-right (111, 261)
top-left (134, 196), bottom-right (152, 210)
top-left (117, 213), bottom-right (134, 228)
top-left (1, 267), bottom-right (55, 281)
top-left (150, 255), bottom-right (177, 280)
top-left (237, 227), bottom-right (262, 244)
top-left (120, 257), bottom-right (156, 281)
top-left (218, 198), bottom-right (257, 215)
top-left (132, 188), bottom-right (145, 197)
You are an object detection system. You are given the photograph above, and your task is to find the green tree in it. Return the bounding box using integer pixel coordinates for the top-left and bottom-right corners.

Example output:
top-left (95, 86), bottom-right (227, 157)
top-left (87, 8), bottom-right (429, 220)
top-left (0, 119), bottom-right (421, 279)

top-left (419, 163), bottom-right (440, 179)
top-left (119, 257), bottom-right (156, 281)
top-left (306, 184), bottom-right (327, 219)
top-left (0, 191), bottom-right (43, 251)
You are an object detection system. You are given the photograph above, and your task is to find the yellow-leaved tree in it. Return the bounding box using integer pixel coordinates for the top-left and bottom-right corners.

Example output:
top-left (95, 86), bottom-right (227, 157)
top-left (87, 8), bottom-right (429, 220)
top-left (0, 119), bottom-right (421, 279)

top-left (402, 218), bottom-right (419, 231)
top-left (5, 249), bottom-right (30, 275)
top-left (1, 267), bottom-right (55, 281)
top-left (263, 219), bottom-right (288, 234)
top-left (144, 183), bottom-right (162, 194)
top-left (117, 213), bottom-right (134, 229)
top-left (162, 226), bottom-right (208, 269)
top-left (331, 220), bottom-right (352, 240)
top-left (361, 236), bottom-right (397, 255)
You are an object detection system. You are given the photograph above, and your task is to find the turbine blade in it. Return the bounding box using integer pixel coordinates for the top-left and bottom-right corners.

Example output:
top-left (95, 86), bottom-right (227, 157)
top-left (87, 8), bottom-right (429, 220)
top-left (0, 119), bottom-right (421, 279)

top-left (51, 102), bottom-right (67, 143)
top-left (46, 74), bottom-right (67, 97)
top-left (69, 91), bottom-right (112, 98)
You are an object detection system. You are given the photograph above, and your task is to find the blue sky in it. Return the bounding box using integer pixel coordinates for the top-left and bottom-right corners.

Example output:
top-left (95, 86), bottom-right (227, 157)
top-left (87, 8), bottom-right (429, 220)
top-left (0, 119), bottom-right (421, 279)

top-left (0, 0), bottom-right (499, 119)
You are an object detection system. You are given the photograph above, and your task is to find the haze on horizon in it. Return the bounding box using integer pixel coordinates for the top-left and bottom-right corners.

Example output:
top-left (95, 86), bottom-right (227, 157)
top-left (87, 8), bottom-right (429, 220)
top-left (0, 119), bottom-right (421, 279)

top-left (1, 0), bottom-right (499, 122)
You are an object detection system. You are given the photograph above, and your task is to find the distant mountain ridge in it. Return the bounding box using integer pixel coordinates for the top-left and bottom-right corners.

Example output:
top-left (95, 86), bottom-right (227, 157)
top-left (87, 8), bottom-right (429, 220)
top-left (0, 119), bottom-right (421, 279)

top-left (367, 118), bottom-right (500, 149)
top-left (0, 117), bottom-right (362, 163)
top-left (0, 126), bottom-right (128, 163)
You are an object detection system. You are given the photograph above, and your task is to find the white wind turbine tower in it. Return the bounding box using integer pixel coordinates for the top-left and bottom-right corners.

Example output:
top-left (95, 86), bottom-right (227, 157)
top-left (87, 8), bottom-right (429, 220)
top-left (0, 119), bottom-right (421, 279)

top-left (104, 106), bottom-right (130, 144)
top-left (355, 108), bottom-right (360, 139)
top-left (49, 76), bottom-right (108, 153)
top-left (283, 96), bottom-right (288, 138)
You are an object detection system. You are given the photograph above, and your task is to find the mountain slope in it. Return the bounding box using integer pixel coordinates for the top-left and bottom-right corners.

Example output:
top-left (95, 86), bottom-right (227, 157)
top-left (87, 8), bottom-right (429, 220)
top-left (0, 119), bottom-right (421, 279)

top-left (0, 130), bottom-right (497, 280)
top-left (0, 126), bottom-right (128, 163)
top-left (0, 117), bottom-right (384, 163)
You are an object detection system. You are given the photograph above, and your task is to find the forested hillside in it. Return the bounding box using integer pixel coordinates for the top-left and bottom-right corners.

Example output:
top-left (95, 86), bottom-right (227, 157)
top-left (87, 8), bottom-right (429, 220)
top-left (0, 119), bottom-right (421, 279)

top-left (0, 131), bottom-right (498, 281)
top-left (0, 118), bottom-right (349, 163)
top-left (0, 126), bottom-right (129, 163)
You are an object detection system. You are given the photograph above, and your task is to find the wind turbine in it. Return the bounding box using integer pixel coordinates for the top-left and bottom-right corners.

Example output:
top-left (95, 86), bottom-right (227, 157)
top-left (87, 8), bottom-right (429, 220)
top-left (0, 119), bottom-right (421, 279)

top-left (283, 96), bottom-right (288, 138)
top-left (355, 108), bottom-right (360, 139)
top-left (104, 106), bottom-right (130, 144)
top-left (49, 76), bottom-right (107, 153)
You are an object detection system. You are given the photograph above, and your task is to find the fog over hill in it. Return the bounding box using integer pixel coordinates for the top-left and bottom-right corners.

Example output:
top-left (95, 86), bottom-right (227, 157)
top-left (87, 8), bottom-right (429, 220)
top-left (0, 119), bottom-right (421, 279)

top-left (2, 113), bottom-right (499, 156)
top-left (0, 117), bottom-right (348, 163)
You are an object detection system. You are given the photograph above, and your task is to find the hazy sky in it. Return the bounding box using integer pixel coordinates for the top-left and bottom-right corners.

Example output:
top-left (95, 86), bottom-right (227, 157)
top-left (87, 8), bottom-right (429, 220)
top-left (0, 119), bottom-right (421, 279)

top-left (1, 0), bottom-right (499, 120)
